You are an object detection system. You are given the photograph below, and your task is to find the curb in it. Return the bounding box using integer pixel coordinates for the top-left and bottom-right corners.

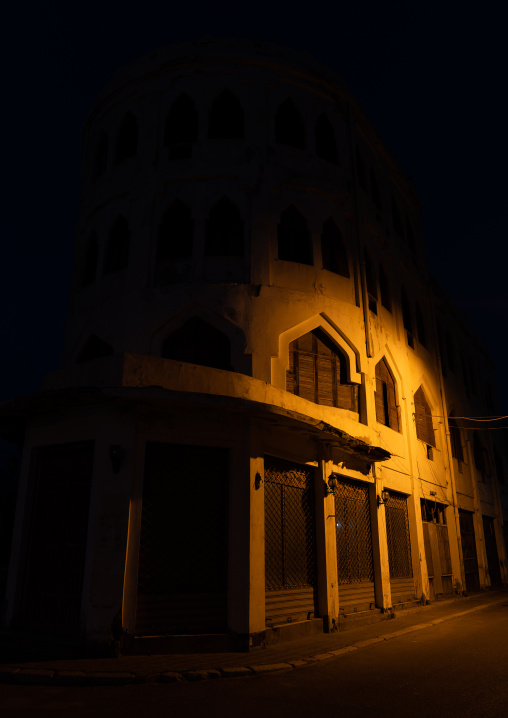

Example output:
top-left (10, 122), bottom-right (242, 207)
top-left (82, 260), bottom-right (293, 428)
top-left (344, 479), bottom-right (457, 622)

top-left (1, 598), bottom-right (506, 686)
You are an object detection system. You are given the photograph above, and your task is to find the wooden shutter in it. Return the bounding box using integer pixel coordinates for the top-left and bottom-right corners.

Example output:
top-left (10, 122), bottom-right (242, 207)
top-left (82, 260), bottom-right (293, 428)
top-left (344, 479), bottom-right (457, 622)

top-left (387, 379), bottom-right (399, 431)
top-left (286, 342), bottom-right (296, 395)
top-left (317, 356), bottom-right (334, 406)
top-left (414, 387), bottom-right (435, 447)
top-left (298, 353), bottom-right (316, 403)
top-left (375, 377), bottom-right (386, 424)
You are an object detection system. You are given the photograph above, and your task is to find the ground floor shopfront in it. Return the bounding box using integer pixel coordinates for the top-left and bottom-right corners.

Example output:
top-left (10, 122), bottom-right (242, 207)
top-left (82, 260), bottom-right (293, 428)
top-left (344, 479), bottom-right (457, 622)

top-left (4, 389), bottom-right (506, 653)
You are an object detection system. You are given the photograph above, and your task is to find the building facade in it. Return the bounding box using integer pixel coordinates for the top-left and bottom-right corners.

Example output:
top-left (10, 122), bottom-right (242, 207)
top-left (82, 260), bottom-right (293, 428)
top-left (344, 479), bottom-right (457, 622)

top-left (3, 38), bottom-right (508, 653)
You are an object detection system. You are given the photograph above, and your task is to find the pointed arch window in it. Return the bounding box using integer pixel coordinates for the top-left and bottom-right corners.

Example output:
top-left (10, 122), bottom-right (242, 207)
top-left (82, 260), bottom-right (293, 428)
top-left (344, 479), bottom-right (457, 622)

top-left (104, 215), bottom-right (130, 274)
top-left (379, 265), bottom-right (392, 312)
top-left (81, 231), bottom-right (98, 288)
top-left (114, 112), bottom-right (138, 164)
top-left (93, 132), bottom-right (108, 178)
top-left (278, 205), bottom-right (312, 265)
top-left (208, 89), bottom-right (244, 140)
top-left (364, 249), bottom-right (377, 314)
top-left (321, 218), bottom-right (349, 276)
top-left (165, 93), bottom-right (198, 159)
top-left (315, 113), bottom-right (338, 165)
top-left (205, 197), bottom-right (244, 257)
top-left (286, 328), bottom-right (358, 411)
top-left (275, 98), bottom-right (306, 150)
top-left (414, 386), bottom-right (435, 447)
top-left (448, 415), bottom-right (464, 462)
top-left (375, 358), bottom-right (399, 431)
top-left (154, 200), bottom-right (194, 285)
top-left (76, 335), bottom-right (114, 364)
top-left (161, 317), bottom-right (231, 371)
top-left (415, 303), bottom-right (427, 348)
top-left (401, 288), bottom-right (414, 348)
top-left (391, 196), bottom-right (404, 237)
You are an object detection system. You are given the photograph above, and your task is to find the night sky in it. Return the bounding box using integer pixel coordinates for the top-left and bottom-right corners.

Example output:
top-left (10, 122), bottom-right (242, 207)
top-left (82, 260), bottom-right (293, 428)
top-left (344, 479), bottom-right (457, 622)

top-left (2, 2), bottom-right (507, 411)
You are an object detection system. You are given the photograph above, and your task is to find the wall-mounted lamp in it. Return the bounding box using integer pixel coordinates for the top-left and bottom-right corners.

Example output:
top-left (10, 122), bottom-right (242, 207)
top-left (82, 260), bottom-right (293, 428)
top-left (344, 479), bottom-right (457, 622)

top-left (109, 445), bottom-right (123, 474)
top-left (326, 473), bottom-right (339, 496)
top-left (377, 489), bottom-right (390, 507)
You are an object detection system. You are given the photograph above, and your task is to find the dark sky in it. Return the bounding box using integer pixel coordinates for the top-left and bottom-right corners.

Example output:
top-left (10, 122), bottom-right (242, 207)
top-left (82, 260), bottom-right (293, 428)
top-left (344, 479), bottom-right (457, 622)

top-left (1, 1), bottom-right (507, 409)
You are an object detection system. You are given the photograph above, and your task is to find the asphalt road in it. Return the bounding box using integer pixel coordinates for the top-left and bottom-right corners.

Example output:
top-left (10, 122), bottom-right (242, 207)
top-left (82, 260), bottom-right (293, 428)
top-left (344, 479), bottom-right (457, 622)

top-left (2, 602), bottom-right (508, 718)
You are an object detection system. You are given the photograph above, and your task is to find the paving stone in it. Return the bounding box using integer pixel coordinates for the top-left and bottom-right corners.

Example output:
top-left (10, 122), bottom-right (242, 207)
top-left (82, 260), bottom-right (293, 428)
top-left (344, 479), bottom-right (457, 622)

top-left (287, 659), bottom-right (308, 668)
top-left (309, 652), bottom-right (334, 661)
top-left (184, 669), bottom-right (222, 681)
top-left (157, 672), bottom-right (184, 683)
top-left (220, 666), bottom-right (252, 677)
top-left (15, 668), bottom-right (55, 685)
top-left (249, 662), bottom-right (293, 674)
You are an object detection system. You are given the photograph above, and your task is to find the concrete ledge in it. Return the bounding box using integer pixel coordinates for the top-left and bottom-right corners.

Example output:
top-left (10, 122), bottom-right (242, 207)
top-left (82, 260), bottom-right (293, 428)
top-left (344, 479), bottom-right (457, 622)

top-left (157, 672), bottom-right (184, 683)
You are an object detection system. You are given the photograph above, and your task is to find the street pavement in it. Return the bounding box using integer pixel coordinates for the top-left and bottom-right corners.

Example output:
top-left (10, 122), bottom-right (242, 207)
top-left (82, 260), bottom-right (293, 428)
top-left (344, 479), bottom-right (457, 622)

top-left (0, 590), bottom-right (506, 686)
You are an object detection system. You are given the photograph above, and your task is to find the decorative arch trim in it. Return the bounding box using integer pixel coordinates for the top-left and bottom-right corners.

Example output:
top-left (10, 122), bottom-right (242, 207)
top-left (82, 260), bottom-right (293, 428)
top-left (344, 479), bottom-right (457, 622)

top-left (275, 313), bottom-right (361, 384)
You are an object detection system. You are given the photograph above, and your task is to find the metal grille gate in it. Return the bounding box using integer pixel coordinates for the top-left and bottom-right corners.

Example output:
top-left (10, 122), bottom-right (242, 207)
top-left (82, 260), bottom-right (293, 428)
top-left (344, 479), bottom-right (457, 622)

top-left (459, 509), bottom-right (479, 592)
top-left (385, 491), bottom-right (414, 603)
top-left (264, 456), bottom-right (317, 626)
top-left (334, 478), bottom-right (376, 612)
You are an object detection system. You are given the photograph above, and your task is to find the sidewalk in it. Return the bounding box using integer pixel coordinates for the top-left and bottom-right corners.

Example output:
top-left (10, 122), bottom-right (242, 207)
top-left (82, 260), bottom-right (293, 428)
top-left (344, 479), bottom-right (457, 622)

top-left (1, 591), bottom-right (506, 686)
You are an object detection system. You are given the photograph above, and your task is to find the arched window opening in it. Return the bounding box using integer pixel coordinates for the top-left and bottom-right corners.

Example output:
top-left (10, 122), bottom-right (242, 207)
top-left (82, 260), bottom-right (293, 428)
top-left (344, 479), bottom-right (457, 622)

top-left (391, 196), bottom-right (404, 236)
top-left (406, 217), bottom-right (416, 253)
top-left (208, 89), bottom-right (244, 140)
top-left (364, 249), bottom-right (377, 314)
top-left (114, 112), bottom-right (138, 164)
top-left (415, 303), bottom-right (427, 347)
top-left (286, 329), bottom-right (358, 411)
top-left (76, 335), bottom-right (114, 364)
top-left (165, 93), bottom-right (198, 159)
top-left (375, 358), bottom-right (399, 431)
top-left (321, 218), bottom-right (349, 276)
top-left (370, 168), bottom-right (382, 213)
top-left (473, 432), bottom-right (490, 481)
top-left (275, 98), bottom-right (306, 150)
top-left (355, 147), bottom-right (367, 191)
top-left (93, 133), bottom-right (108, 178)
top-left (278, 205), bottom-right (312, 265)
top-left (104, 215), bottom-right (130, 274)
top-left (81, 232), bottom-right (98, 288)
top-left (154, 200), bottom-right (194, 286)
top-left (205, 197), bottom-right (244, 257)
top-left (448, 415), bottom-right (464, 463)
top-left (315, 113), bottom-right (338, 165)
top-left (379, 265), bottom-right (392, 312)
top-left (414, 386), bottom-right (435, 448)
top-left (401, 289), bottom-right (414, 348)
top-left (161, 317), bottom-right (231, 371)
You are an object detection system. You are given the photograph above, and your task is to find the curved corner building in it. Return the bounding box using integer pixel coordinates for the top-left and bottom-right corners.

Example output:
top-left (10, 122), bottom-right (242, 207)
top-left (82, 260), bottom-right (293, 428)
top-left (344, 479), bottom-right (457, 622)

top-left (4, 38), bottom-right (507, 652)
